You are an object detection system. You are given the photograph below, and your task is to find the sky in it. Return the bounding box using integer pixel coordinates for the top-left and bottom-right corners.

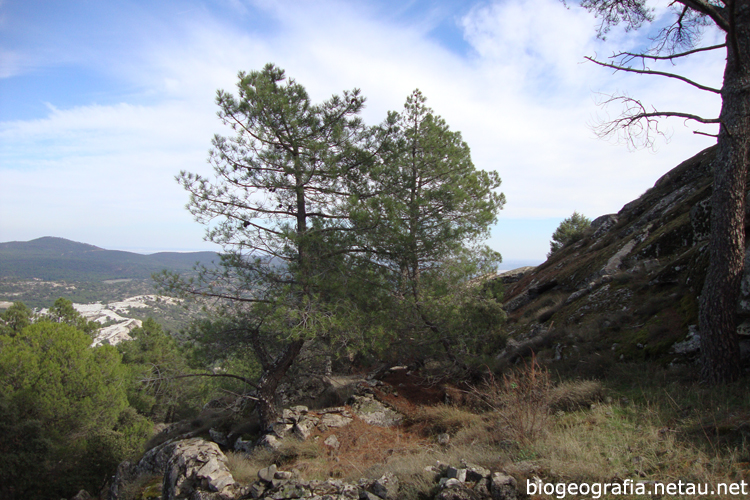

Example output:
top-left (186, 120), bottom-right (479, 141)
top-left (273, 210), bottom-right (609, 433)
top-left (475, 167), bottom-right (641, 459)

top-left (0, 0), bottom-right (724, 267)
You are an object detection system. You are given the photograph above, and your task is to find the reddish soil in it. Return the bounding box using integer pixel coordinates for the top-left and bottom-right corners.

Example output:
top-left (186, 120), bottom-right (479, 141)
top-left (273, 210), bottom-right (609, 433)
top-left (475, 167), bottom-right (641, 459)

top-left (376, 369), bottom-right (447, 407)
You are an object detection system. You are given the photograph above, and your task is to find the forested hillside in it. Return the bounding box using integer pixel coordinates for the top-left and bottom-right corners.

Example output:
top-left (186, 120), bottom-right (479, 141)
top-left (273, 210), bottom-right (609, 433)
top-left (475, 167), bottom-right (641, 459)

top-left (0, 237), bottom-right (218, 281)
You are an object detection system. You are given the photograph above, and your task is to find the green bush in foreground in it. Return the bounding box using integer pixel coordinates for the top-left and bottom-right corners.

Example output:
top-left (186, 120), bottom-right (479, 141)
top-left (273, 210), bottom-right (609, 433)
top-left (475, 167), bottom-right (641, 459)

top-left (0, 320), bottom-right (151, 499)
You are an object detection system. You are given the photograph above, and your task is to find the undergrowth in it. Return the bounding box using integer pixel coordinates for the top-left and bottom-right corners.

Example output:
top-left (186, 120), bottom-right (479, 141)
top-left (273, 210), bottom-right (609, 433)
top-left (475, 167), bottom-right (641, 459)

top-left (224, 361), bottom-right (750, 500)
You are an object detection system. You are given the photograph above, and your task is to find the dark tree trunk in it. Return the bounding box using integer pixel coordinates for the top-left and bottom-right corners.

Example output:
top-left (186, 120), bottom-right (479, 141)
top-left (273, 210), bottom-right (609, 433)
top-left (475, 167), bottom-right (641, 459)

top-left (698, 7), bottom-right (750, 384)
top-left (255, 339), bottom-right (305, 430)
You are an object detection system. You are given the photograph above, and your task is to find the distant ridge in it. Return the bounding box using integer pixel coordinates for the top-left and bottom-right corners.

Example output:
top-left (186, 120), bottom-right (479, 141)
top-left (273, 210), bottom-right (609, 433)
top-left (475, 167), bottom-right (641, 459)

top-left (0, 237), bottom-right (219, 281)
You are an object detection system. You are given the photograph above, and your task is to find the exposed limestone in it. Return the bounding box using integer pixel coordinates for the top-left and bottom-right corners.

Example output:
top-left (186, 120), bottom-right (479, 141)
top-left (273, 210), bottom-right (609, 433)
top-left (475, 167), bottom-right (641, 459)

top-left (498, 146), bottom-right (747, 364)
top-left (319, 412), bottom-right (353, 428)
top-left (600, 239), bottom-right (637, 276)
top-left (494, 267), bottom-right (536, 284)
top-left (349, 394), bottom-right (403, 427)
top-left (371, 472), bottom-right (399, 500)
top-left (590, 214), bottom-right (618, 239)
top-left (162, 439), bottom-right (238, 500)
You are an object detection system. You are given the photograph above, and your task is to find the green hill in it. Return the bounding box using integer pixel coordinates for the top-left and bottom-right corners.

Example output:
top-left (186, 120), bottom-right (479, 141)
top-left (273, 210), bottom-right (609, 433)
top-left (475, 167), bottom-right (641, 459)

top-left (0, 237), bottom-right (219, 281)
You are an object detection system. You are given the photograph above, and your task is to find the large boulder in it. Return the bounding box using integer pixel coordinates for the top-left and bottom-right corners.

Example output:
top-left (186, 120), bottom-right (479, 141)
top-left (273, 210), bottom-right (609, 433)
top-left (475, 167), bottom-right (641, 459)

top-left (162, 438), bottom-right (238, 500)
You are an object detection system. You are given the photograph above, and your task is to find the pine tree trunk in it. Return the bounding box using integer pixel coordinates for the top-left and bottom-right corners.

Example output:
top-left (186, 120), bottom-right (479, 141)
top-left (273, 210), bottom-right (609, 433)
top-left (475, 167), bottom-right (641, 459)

top-left (255, 339), bottom-right (305, 430)
top-left (698, 9), bottom-right (750, 384)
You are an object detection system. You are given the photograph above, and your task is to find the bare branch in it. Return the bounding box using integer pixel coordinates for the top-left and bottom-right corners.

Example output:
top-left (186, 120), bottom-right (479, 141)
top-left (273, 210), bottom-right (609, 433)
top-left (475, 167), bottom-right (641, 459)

top-left (142, 372), bottom-right (259, 389)
top-left (615, 43), bottom-right (725, 63)
top-left (693, 130), bottom-right (720, 138)
top-left (585, 55), bottom-right (721, 93)
top-left (592, 93), bottom-right (719, 149)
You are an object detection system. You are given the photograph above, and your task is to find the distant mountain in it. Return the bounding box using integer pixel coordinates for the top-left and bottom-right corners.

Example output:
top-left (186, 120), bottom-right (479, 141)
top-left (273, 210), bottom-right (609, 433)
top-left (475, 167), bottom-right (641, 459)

top-left (0, 237), bottom-right (220, 281)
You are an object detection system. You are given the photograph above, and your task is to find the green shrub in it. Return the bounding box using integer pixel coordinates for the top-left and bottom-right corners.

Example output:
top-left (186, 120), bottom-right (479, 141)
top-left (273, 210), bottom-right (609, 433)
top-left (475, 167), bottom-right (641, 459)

top-left (0, 321), bottom-right (151, 499)
top-left (548, 211), bottom-right (591, 257)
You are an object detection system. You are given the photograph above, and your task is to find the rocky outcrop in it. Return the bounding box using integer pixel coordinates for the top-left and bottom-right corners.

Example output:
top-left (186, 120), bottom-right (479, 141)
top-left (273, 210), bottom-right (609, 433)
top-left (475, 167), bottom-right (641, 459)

top-left (162, 439), bottom-right (241, 500)
top-left (109, 438), bottom-right (236, 500)
top-left (112, 394), bottom-right (407, 500)
top-left (495, 146), bottom-right (750, 367)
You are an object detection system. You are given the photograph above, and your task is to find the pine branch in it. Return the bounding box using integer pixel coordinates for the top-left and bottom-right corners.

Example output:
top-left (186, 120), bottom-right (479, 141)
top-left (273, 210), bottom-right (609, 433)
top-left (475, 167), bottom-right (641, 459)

top-left (585, 55), bottom-right (721, 93)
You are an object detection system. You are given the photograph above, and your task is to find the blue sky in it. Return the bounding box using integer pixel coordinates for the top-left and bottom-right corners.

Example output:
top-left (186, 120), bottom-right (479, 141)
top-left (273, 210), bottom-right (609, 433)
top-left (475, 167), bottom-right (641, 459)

top-left (0, 0), bottom-right (723, 266)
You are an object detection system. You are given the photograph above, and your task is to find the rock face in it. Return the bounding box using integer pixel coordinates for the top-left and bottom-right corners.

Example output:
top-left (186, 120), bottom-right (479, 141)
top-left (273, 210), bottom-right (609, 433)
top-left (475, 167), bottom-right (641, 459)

top-left (495, 146), bottom-right (750, 367)
top-left (110, 438), bottom-right (241, 500)
top-left (162, 439), bottom-right (238, 500)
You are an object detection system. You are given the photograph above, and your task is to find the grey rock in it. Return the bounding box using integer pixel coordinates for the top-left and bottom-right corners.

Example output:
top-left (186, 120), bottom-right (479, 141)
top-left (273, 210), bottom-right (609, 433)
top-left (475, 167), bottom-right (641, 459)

top-left (249, 481), bottom-right (266, 499)
top-left (465, 464), bottom-right (491, 482)
top-left (690, 198), bottom-right (711, 243)
top-left (162, 438), bottom-right (236, 500)
top-left (320, 413), bottom-right (353, 428)
top-left (72, 490), bottom-right (93, 500)
top-left (475, 478), bottom-right (491, 498)
top-left (324, 434), bottom-right (341, 449)
top-left (350, 395), bottom-right (403, 427)
top-left (671, 325), bottom-right (700, 355)
top-left (435, 483), bottom-right (480, 500)
top-left (490, 472), bottom-right (518, 500)
top-left (494, 266), bottom-right (536, 284)
top-left (257, 433), bottom-right (282, 450)
top-left (293, 416), bottom-right (318, 440)
top-left (208, 429), bottom-right (228, 447)
top-left (272, 422), bottom-right (294, 438)
top-left (446, 467), bottom-right (467, 482)
top-left (258, 464), bottom-right (277, 482)
top-left (601, 239), bottom-right (637, 276)
top-left (591, 214), bottom-right (618, 238)
top-left (341, 483), bottom-right (360, 499)
top-left (370, 472), bottom-right (399, 500)
top-left (437, 432), bottom-right (450, 445)
top-left (234, 436), bottom-right (254, 453)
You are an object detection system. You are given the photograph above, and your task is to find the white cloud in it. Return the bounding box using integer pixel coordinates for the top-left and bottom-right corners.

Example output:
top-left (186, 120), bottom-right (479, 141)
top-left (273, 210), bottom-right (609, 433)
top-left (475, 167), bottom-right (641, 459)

top-left (0, 0), bottom-right (725, 260)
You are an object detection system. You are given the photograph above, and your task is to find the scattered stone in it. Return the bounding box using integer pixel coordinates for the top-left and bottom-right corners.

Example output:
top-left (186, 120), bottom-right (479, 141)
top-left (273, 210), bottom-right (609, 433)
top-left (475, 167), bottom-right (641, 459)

top-left (437, 432), bottom-right (450, 445)
top-left (233, 436), bottom-right (253, 453)
top-left (446, 467), bottom-right (467, 482)
top-left (249, 481), bottom-right (266, 499)
top-left (293, 416), bottom-right (319, 440)
top-left (320, 413), bottom-right (353, 428)
top-left (465, 464), bottom-right (491, 482)
top-left (257, 433), bottom-right (282, 450)
top-left (436, 482), bottom-right (480, 500)
top-left (209, 428), bottom-right (228, 447)
top-left (258, 464), bottom-right (277, 482)
top-left (371, 472), bottom-right (399, 500)
top-left (671, 325), bottom-right (700, 355)
top-left (350, 394), bottom-right (403, 427)
top-left (490, 472), bottom-right (518, 500)
top-left (272, 422), bottom-right (294, 438)
top-left (72, 490), bottom-right (93, 500)
top-left (324, 434), bottom-right (341, 449)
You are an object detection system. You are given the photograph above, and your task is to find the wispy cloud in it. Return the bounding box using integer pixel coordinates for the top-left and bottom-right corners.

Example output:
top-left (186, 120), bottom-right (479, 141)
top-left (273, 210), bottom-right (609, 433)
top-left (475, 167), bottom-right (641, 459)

top-left (0, 0), bottom-right (724, 259)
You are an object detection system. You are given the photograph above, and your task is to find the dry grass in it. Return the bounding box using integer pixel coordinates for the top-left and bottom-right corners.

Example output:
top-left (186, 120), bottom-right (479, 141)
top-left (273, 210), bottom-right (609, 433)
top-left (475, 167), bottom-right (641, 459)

top-left (117, 474), bottom-right (162, 500)
top-left (225, 364), bottom-right (750, 500)
top-left (472, 356), bottom-right (552, 444)
top-left (548, 379), bottom-right (603, 412)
